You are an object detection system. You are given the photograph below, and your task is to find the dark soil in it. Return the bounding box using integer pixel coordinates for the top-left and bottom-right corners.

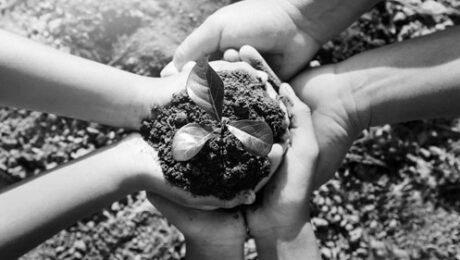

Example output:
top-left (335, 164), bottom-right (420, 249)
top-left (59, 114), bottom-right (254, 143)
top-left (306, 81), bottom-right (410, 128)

top-left (140, 70), bottom-right (286, 200)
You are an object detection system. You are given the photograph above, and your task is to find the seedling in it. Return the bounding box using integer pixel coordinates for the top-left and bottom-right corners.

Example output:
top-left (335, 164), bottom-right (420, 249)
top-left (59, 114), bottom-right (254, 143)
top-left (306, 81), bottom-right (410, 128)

top-left (172, 57), bottom-right (274, 161)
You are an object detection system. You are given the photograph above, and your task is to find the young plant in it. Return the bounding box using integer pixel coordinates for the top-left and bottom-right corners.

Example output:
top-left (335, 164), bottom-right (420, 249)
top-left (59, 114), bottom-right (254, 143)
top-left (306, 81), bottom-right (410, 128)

top-left (172, 57), bottom-right (274, 161)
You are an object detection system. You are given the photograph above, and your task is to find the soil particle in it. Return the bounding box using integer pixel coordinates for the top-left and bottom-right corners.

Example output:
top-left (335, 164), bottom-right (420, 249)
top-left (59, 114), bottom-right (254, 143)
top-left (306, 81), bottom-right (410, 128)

top-left (140, 70), bottom-right (286, 200)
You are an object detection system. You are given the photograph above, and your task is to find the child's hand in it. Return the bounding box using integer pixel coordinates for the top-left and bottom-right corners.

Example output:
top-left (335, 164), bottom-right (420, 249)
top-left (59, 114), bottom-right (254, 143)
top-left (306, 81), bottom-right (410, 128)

top-left (245, 83), bottom-right (322, 259)
top-left (147, 193), bottom-right (246, 259)
top-left (121, 134), bottom-right (255, 210)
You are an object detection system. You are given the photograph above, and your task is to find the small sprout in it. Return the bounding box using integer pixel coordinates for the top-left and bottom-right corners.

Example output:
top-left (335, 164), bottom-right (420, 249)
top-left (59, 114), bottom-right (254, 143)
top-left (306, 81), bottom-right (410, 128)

top-left (227, 120), bottom-right (273, 156)
top-left (172, 57), bottom-right (275, 162)
top-left (186, 57), bottom-right (224, 121)
top-left (172, 123), bottom-right (214, 161)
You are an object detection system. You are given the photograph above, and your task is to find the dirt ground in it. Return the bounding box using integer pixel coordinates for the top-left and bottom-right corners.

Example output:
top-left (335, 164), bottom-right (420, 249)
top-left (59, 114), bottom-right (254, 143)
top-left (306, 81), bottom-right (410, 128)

top-left (1, 0), bottom-right (460, 259)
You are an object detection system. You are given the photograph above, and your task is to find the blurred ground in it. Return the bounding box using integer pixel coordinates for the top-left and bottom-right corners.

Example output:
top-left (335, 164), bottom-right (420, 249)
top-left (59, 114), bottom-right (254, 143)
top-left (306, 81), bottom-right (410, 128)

top-left (1, 0), bottom-right (460, 259)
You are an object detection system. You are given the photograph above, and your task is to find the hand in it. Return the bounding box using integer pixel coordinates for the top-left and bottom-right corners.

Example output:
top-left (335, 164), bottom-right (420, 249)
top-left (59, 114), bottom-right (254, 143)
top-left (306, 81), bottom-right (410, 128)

top-left (147, 193), bottom-right (246, 260)
top-left (158, 59), bottom-right (288, 205)
top-left (245, 83), bottom-right (321, 259)
top-left (122, 134), bottom-right (260, 210)
top-left (290, 64), bottom-right (363, 189)
top-left (163, 0), bottom-right (319, 79)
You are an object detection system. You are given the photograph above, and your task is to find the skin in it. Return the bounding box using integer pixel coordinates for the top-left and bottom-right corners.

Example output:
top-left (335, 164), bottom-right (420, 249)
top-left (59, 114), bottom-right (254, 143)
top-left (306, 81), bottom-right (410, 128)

top-left (0, 28), bottom-right (277, 209)
top-left (0, 131), bottom-right (258, 259)
top-left (0, 134), bottom-right (153, 259)
top-left (291, 26), bottom-right (460, 189)
top-left (148, 194), bottom-right (246, 260)
top-left (164, 0), bottom-right (380, 79)
top-left (0, 30), bottom-right (293, 258)
top-left (148, 83), bottom-right (321, 260)
top-left (0, 29), bottom-right (180, 129)
top-left (245, 83), bottom-right (321, 260)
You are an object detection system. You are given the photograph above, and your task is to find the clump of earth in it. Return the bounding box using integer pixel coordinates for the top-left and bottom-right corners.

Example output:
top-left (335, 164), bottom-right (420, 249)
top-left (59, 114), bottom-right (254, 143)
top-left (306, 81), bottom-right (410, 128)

top-left (140, 69), bottom-right (286, 200)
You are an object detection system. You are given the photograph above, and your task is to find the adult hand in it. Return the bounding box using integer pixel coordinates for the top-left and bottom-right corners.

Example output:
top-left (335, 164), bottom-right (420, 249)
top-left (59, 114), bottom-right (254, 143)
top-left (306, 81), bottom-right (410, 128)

top-left (163, 0), bottom-right (319, 80)
top-left (244, 83), bottom-right (321, 259)
top-left (290, 64), bottom-right (363, 189)
top-left (222, 45), bottom-right (360, 190)
top-left (147, 193), bottom-right (246, 260)
top-left (164, 0), bottom-right (380, 80)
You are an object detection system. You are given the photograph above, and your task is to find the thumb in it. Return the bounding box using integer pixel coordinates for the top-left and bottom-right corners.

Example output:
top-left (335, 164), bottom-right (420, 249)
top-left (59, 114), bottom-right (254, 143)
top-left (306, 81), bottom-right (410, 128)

top-left (173, 15), bottom-right (223, 71)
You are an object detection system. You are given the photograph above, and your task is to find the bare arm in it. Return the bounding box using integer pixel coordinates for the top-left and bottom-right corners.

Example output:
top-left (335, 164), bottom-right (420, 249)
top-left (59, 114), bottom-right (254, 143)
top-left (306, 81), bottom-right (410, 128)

top-left (291, 26), bottom-right (460, 189)
top-left (0, 30), bottom-right (183, 129)
top-left (0, 132), bottom-right (252, 258)
top-left (283, 0), bottom-right (381, 44)
top-left (168, 0), bottom-right (380, 79)
top-left (0, 135), bottom-right (157, 259)
top-left (340, 26), bottom-right (460, 127)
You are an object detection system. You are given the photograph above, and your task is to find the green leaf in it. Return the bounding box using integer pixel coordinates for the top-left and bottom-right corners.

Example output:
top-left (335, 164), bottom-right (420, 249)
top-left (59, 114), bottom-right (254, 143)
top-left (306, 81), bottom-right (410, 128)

top-left (186, 57), bottom-right (224, 121)
top-left (227, 120), bottom-right (273, 157)
top-left (172, 123), bottom-right (214, 161)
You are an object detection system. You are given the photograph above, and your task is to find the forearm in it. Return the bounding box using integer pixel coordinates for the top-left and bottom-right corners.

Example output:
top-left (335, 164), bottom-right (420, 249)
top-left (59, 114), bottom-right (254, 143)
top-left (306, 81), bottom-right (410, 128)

top-left (186, 240), bottom-right (244, 260)
top-left (0, 30), bottom-right (174, 129)
top-left (281, 0), bottom-right (381, 43)
top-left (255, 222), bottom-right (321, 260)
top-left (0, 134), bottom-right (158, 258)
top-left (339, 26), bottom-right (460, 127)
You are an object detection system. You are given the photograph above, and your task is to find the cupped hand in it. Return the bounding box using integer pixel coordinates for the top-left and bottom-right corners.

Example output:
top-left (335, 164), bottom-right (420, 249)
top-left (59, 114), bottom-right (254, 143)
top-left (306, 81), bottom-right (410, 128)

top-left (124, 134), bottom-right (255, 210)
top-left (147, 193), bottom-right (246, 247)
top-left (159, 59), bottom-right (288, 206)
top-left (290, 64), bottom-right (364, 189)
top-left (162, 0), bottom-right (319, 80)
top-left (229, 45), bottom-right (363, 194)
top-left (244, 82), bottom-right (318, 238)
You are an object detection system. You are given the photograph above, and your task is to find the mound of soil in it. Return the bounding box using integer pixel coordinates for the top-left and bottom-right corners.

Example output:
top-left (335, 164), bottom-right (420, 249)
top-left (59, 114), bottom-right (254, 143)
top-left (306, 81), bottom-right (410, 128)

top-left (140, 70), bottom-right (286, 200)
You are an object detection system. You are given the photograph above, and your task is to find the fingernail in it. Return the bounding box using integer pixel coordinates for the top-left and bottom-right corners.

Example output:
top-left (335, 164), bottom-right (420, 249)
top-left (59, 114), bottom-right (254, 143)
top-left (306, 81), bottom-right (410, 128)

top-left (257, 71), bottom-right (268, 83)
top-left (265, 82), bottom-right (277, 100)
top-left (160, 62), bottom-right (178, 77)
top-left (243, 191), bottom-right (256, 205)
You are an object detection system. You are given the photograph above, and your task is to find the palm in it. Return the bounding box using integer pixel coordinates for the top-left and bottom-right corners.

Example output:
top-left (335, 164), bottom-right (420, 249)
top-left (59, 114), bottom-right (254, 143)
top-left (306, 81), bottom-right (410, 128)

top-left (147, 193), bottom-right (246, 243)
top-left (291, 65), bottom-right (361, 188)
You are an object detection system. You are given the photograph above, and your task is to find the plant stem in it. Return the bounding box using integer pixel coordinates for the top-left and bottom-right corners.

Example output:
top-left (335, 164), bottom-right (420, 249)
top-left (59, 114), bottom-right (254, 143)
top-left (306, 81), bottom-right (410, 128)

top-left (220, 122), bottom-right (226, 170)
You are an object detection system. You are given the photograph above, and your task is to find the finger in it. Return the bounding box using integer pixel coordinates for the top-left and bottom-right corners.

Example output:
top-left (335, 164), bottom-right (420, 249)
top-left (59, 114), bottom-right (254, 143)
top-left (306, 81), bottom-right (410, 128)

top-left (209, 61), bottom-right (259, 78)
top-left (175, 186), bottom-right (255, 209)
top-left (148, 192), bottom-right (188, 217)
top-left (223, 49), bottom-right (240, 62)
top-left (265, 82), bottom-right (278, 101)
top-left (160, 61), bottom-right (179, 77)
top-left (173, 15), bottom-right (223, 70)
top-left (183, 61), bottom-right (196, 72)
top-left (267, 143), bottom-right (284, 175)
top-left (239, 45), bottom-right (282, 89)
top-left (224, 190), bottom-right (256, 207)
top-left (279, 83), bottom-right (312, 130)
top-left (257, 71), bottom-right (268, 84)
top-left (279, 83), bottom-right (318, 156)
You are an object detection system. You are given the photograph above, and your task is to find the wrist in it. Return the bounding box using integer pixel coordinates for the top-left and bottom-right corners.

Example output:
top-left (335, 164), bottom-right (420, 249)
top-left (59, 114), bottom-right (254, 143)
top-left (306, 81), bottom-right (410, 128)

top-left (186, 238), bottom-right (244, 260)
top-left (254, 222), bottom-right (321, 260)
top-left (334, 62), bottom-right (372, 132)
top-left (291, 64), bottom-right (367, 135)
top-left (280, 0), bottom-right (381, 44)
top-left (134, 75), bottom-right (186, 125)
top-left (115, 134), bottom-right (162, 192)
